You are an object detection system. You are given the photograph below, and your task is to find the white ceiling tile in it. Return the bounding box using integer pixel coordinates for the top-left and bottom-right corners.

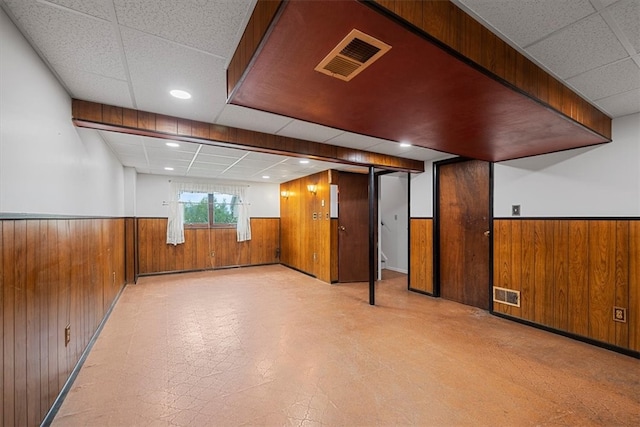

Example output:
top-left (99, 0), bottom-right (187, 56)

top-left (113, 0), bottom-right (253, 58)
top-left (194, 156), bottom-right (239, 167)
top-left (595, 88), bottom-right (640, 117)
top-left (608, 0), bottom-right (640, 52)
top-left (216, 105), bottom-right (293, 134)
top-left (105, 143), bottom-right (144, 155)
top-left (456, 0), bottom-right (595, 47)
top-left (144, 148), bottom-right (195, 162)
top-left (325, 133), bottom-right (393, 150)
top-left (44, 0), bottom-right (113, 20)
top-left (142, 137), bottom-right (198, 152)
top-left (4, 0), bottom-right (125, 79)
top-left (368, 142), bottom-right (416, 156)
top-left (246, 151), bottom-right (289, 163)
top-left (121, 27), bottom-right (227, 123)
top-left (276, 120), bottom-right (344, 143)
top-left (198, 144), bottom-right (245, 158)
top-left (526, 13), bottom-right (628, 78)
top-left (402, 147), bottom-right (449, 162)
top-left (567, 59), bottom-right (640, 101)
top-left (55, 65), bottom-right (133, 108)
top-left (100, 132), bottom-right (145, 146)
top-left (235, 158), bottom-right (281, 169)
top-left (189, 164), bottom-right (229, 172)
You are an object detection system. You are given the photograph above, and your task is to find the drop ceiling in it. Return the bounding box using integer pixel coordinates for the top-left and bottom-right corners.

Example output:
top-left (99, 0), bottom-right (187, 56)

top-left (1, 0), bottom-right (638, 180)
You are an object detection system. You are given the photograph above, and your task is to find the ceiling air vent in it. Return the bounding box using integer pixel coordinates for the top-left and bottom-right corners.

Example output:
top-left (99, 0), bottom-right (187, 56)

top-left (315, 29), bottom-right (391, 82)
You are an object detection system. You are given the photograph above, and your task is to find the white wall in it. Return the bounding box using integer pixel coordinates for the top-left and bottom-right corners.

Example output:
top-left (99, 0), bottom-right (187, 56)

top-left (494, 113), bottom-right (640, 217)
top-left (380, 174), bottom-right (409, 273)
top-left (135, 173), bottom-right (280, 218)
top-left (0, 9), bottom-right (124, 216)
top-left (410, 162), bottom-right (434, 217)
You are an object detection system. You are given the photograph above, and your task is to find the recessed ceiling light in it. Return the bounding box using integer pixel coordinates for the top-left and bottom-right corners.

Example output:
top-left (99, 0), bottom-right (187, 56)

top-left (262, 175), bottom-right (270, 179)
top-left (169, 89), bottom-right (191, 99)
top-left (166, 142), bottom-right (180, 148)
top-left (164, 167), bottom-right (174, 171)
top-left (299, 159), bottom-right (310, 164)
top-left (399, 142), bottom-right (412, 147)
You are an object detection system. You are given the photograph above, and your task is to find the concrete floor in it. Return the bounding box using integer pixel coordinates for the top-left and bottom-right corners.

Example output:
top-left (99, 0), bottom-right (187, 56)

top-left (53, 265), bottom-right (639, 426)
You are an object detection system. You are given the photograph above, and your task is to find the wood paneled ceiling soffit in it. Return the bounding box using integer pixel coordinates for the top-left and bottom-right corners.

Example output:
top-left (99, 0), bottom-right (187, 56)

top-left (71, 100), bottom-right (424, 173)
top-left (227, 0), bottom-right (612, 162)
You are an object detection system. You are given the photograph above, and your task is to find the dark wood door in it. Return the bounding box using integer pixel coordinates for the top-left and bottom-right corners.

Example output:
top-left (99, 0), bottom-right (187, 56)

top-left (438, 160), bottom-right (490, 309)
top-left (338, 172), bottom-right (369, 282)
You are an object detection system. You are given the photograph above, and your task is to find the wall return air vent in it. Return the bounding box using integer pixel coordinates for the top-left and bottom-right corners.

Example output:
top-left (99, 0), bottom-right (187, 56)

top-left (493, 286), bottom-right (520, 307)
top-left (315, 29), bottom-right (391, 81)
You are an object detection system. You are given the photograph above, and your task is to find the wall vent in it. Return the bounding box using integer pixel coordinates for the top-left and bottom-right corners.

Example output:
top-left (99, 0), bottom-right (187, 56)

top-left (315, 29), bottom-right (391, 82)
top-left (493, 286), bottom-right (520, 307)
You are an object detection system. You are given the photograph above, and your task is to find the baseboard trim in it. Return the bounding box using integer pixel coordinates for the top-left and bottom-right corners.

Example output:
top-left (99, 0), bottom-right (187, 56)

top-left (491, 311), bottom-right (640, 359)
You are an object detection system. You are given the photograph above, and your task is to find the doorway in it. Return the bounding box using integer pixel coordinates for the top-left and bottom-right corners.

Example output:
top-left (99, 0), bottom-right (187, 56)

top-left (379, 173), bottom-right (409, 278)
top-left (435, 159), bottom-right (492, 309)
top-left (337, 172), bottom-right (369, 282)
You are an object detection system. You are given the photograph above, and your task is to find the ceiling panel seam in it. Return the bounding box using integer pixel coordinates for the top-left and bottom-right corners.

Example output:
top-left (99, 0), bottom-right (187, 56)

top-left (108, 0), bottom-right (136, 108)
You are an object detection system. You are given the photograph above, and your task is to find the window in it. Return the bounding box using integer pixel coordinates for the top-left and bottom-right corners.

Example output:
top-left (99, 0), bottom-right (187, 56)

top-left (180, 191), bottom-right (238, 227)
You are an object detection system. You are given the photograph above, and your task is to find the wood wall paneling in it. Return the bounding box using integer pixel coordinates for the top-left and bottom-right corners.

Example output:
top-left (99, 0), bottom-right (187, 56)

top-left (280, 171), bottom-right (333, 282)
top-left (409, 218), bottom-right (433, 294)
top-left (553, 221), bottom-right (569, 331)
top-left (588, 221), bottom-right (616, 344)
top-left (493, 219), bottom-right (638, 354)
top-left (124, 218), bottom-right (136, 283)
top-left (0, 223), bottom-right (3, 425)
top-left (136, 218), bottom-right (280, 275)
top-left (614, 221), bottom-right (629, 348)
top-left (3, 221), bottom-right (16, 426)
top-left (1, 218), bottom-right (126, 426)
top-left (630, 222), bottom-right (640, 352)
top-left (567, 221), bottom-right (589, 337)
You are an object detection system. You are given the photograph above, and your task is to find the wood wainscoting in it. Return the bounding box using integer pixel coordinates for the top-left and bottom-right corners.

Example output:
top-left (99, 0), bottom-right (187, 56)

top-left (1, 218), bottom-right (126, 427)
top-left (494, 219), bottom-right (640, 354)
top-left (409, 218), bottom-right (433, 294)
top-left (137, 218), bottom-right (280, 275)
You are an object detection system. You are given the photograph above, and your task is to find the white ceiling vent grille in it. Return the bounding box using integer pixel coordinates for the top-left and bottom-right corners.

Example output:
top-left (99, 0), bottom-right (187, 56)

top-left (315, 29), bottom-right (391, 82)
top-left (493, 286), bottom-right (520, 307)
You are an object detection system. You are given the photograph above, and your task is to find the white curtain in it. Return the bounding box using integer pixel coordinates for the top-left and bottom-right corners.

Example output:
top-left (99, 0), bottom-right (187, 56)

top-left (166, 180), bottom-right (251, 245)
top-left (166, 182), bottom-right (185, 245)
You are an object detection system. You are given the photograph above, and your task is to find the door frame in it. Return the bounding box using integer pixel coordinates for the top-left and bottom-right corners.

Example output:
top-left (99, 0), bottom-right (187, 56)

top-left (433, 157), bottom-right (494, 311)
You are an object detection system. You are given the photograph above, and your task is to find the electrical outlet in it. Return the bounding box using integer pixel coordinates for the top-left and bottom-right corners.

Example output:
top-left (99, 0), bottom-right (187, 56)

top-left (64, 324), bottom-right (71, 347)
top-left (512, 205), bottom-right (521, 216)
top-left (613, 307), bottom-right (626, 323)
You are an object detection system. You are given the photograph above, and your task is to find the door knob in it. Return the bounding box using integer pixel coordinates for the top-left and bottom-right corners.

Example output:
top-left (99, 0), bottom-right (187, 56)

top-left (339, 225), bottom-right (346, 231)
top-left (483, 230), bottom-right (490, 237)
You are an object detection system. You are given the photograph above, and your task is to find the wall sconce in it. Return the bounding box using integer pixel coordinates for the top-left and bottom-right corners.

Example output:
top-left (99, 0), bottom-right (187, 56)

top-left (307, 184), bottom-right (317, 195)
top-left (280, 190), bottom-right (290, 199)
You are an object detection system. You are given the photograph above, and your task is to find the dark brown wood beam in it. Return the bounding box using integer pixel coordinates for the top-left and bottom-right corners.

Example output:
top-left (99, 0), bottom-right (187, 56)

top-left (71, 100), bottom-right (425, 173)
top-left (227, 0), bottom-right (283, 100)
top-left (370, 0), bottom-right (611, 139)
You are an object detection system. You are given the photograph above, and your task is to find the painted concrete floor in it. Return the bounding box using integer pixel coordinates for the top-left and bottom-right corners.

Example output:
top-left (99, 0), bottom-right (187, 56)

top-left (53, 265), bottom-right (639, 426)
